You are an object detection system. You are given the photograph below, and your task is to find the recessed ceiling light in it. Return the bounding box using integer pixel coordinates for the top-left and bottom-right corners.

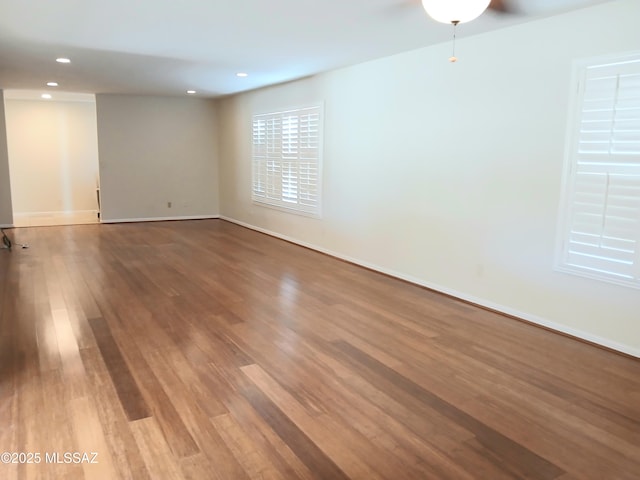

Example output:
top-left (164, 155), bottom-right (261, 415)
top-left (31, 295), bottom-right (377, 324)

top-left (186, 90), bottom-right (196, 95)
top-left (41, 94), bottom-right (52, 99)
top-left (47, 82), bottom-right (58, 87)
top-left (236, 72), bottom-right (248, 78)
top-left (56, 57), bottom-right (71, 64)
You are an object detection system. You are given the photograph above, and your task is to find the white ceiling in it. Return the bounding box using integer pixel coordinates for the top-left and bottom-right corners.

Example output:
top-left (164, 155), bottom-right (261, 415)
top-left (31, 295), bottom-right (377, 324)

top-left (0, 0), bottom-right (611, 98)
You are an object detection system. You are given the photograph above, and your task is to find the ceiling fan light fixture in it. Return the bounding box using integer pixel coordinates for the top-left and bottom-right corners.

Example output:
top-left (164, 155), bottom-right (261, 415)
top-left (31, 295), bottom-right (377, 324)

top-left (421, 0), bottom-right (491, 24)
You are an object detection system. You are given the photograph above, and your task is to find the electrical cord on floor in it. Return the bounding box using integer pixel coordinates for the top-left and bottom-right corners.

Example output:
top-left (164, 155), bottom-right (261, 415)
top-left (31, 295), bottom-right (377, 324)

top-left (1, 228), bottom-right (29, 250)
top-left (1, 229), bottom-right (10, 250)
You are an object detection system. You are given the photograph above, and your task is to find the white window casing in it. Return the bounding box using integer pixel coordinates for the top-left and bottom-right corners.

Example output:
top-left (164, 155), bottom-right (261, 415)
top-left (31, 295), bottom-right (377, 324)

top-left (252, 104), bottom-right (323, 217)
top-left (556, 53), bottom-right (640, 288)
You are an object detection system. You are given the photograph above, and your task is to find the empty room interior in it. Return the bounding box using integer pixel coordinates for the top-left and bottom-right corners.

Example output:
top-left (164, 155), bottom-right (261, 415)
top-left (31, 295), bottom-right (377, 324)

top-left (0, 0), bottom-right (639, 479)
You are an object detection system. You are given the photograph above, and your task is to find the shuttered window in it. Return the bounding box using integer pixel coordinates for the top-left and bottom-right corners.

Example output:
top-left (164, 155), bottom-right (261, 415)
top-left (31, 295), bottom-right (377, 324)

top-left (557, 53), bottom-right (640, 288)
top-left (252, 105), bottom-right (323, 217)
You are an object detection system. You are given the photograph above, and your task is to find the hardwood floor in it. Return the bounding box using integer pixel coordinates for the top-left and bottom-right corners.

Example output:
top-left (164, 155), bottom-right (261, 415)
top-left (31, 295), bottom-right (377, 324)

top-left (0, 219), bottom-right (638, 479)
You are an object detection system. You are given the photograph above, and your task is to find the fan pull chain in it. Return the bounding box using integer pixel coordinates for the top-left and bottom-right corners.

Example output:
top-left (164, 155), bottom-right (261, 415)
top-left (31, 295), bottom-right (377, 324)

top-left (449, 20), bottom-right (459, 63)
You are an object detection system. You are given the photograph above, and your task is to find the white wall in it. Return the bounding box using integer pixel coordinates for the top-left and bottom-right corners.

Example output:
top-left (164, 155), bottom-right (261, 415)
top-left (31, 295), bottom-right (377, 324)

top-left (95, 94), bottom-right (219, 222)
top-left (0, 91), bottom-right (13, 227)
top-left (5, 95), bottom-right (99, 226)
top-left (217, 0), bottom-right (640, 356)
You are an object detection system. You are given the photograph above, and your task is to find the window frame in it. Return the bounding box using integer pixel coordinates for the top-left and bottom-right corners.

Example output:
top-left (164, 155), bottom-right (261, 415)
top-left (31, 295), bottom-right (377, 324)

top-left (555, 52), bottom-right (640, 289)
top-left (251, 103), bottom-right (324, 218)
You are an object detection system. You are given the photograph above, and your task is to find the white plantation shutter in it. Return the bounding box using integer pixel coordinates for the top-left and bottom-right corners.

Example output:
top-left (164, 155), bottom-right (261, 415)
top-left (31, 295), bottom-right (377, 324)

top-left (558, 54), bottom-right (640, 288)
top-left (252, 105), bottom-right (322, 216)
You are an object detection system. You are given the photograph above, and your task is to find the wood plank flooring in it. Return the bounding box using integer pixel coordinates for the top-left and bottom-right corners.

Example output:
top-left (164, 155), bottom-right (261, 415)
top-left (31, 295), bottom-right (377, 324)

top-left (0, 219), bottom-right (638, 479)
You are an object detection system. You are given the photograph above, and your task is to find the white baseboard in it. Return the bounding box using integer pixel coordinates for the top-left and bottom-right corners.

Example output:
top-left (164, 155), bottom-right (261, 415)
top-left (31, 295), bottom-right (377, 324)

top-left (0, 224), bottom-right (14, 229)
top-left (13, 210), bottom-right (99, 227)
top-left (101, 214), bottom-right (220, 224)
top-left (220, 216), bottom-right (640, 359)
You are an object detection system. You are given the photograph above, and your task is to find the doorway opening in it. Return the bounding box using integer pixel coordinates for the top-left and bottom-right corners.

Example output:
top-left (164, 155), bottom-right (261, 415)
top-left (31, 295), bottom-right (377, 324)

top-left (4, 90), bottom-right (100, 227)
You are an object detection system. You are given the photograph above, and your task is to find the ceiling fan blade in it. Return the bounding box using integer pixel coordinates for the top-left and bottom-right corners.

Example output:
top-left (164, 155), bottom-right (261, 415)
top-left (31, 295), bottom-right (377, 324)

top-left (487, 0), bottom-right (518, 14)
